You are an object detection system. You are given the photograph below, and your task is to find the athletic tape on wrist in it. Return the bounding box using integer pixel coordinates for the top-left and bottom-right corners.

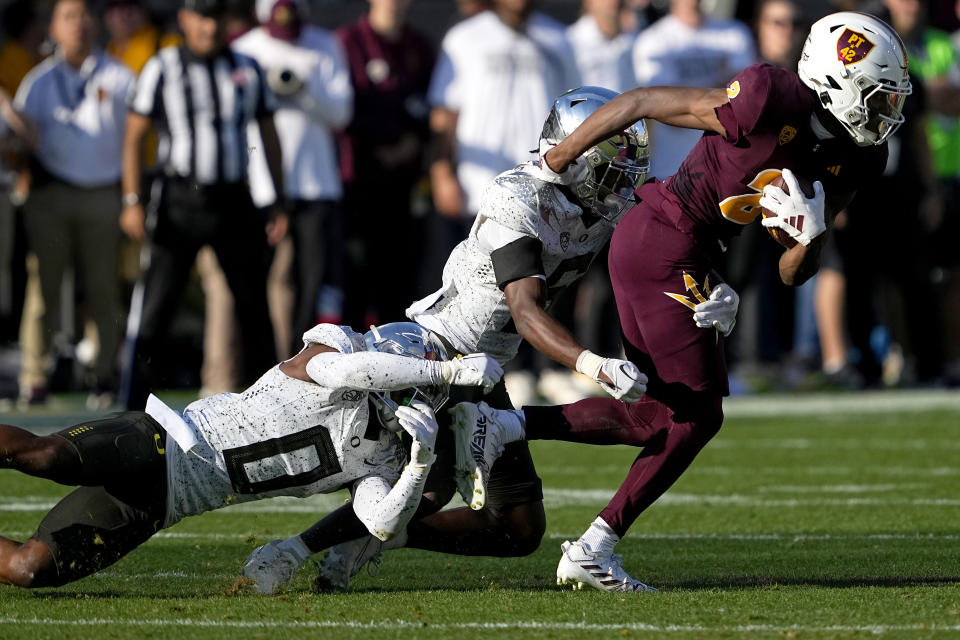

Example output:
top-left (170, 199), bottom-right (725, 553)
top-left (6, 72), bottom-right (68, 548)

top-left (575, 350), bottom-right (605, 380)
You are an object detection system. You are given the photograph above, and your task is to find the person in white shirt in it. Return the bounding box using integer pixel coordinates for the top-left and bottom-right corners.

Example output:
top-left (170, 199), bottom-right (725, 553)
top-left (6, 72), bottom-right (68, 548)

top-left (233, 0), bottom-right (353, 353)
top-left (428, 0), bottom-right (581, 226)
top-left (568, 0), bottom-right (638, 92)
top-left (0, 321), bottom-right (502, 590)
top-left (13, 0), bottom-right (135, 404)
top-left (632, 0), bottom-right (755, 178)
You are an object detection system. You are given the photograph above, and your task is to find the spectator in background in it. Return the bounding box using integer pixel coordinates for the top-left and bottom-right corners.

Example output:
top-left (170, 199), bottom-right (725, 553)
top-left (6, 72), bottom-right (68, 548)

top-left (105, 0), bottom-right (181, 74)
top-left (0, 0), bottom-right (44, 349)
top-left (632, 0), bottom-right (754, 179)
top-left (428, 0), bottom-right (580, 227)
top-left (234, 0), bottom-right (353, 355)
top-left (568, 0), bottom-right (637, 92)
top-left (119, 0), bottom-right (284, 410)
top-left (336, 0), bottom-right (435, 327)
top-left (13, 0), bottom-right (134, 408)
top-left (835, 0), bottom-right (944, 385)
top-left (0, 0), bottom-right (45, 401)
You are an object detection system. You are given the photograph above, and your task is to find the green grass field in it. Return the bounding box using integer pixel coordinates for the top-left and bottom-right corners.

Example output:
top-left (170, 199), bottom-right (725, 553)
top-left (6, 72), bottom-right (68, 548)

top-left (1, 391), bottom-right (958, 639)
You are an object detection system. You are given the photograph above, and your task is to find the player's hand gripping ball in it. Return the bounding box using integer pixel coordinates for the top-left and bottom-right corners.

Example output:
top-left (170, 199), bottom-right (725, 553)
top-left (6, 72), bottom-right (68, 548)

top-left (759, 169), bottom-right (825, 249)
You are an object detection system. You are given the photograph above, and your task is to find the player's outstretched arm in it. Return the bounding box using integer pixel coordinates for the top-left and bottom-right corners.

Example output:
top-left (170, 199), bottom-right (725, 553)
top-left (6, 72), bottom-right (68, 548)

top-left (286, 345), bottom-right (502, 392)
top-left (544, 87), bottom-right (729, 174)
top-left (352, 401), bottom-right (438, 541)
top-left (504, 278), bottom-right (647, 402)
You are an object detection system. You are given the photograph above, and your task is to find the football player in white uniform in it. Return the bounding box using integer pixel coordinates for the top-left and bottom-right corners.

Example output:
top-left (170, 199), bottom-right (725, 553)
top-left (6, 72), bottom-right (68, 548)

top-left (0, 322), bottom-right (502, 590)
top-left (245, 87), bottom-right (741, 594)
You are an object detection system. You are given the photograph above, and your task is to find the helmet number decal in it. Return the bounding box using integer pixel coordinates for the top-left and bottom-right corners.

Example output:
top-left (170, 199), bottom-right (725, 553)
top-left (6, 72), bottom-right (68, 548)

top-left (837, 29), bottom-right (875, 65)
top-left (717, 169), bottom-right (783, 225)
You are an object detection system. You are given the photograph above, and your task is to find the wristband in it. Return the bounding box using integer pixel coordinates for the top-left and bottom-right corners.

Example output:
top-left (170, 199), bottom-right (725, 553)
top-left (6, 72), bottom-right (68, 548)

top-left (575, 350), bottom-right (605, 380)
top-left (123, 192), bottom-right (140, 207)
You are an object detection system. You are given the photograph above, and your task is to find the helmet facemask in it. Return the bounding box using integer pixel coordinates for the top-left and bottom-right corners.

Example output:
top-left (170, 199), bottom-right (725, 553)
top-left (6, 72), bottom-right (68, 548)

top-left (830, 71), bottom-right (910, 145)
top-left (578, 131), bottom-right (648, 222)
top-left (539, 86), bottom-right (649, 222)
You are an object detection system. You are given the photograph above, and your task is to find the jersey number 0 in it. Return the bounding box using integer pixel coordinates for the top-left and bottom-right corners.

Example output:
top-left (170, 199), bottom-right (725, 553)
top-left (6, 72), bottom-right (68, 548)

top-left (222, 424), bottom-right (343, 494)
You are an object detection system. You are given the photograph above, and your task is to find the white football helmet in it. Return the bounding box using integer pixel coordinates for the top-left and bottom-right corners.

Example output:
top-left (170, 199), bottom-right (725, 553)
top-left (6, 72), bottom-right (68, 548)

top-left (798, 12), bottom-right (911, 146)
top-left (540, 86), bottom-right (649, 222)
top-left (363, 322), bottom-right (450, 433)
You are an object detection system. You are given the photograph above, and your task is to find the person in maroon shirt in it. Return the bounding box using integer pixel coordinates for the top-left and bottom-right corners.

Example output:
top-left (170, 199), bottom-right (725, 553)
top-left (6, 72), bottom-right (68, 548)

top-left (336, 0), bottom-right (434, 327)
top-left (454, 11), bottom-right (912, 592)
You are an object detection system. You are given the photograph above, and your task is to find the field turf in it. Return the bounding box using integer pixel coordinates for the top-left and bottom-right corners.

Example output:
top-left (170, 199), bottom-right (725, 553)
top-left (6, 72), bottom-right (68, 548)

top-left (0, 390), bottom-right (958, 639)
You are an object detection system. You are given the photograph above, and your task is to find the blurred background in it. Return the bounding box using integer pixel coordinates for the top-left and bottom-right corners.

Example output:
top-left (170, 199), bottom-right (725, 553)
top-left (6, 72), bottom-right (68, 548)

top-left (1, 0), bottom-right (959, 414)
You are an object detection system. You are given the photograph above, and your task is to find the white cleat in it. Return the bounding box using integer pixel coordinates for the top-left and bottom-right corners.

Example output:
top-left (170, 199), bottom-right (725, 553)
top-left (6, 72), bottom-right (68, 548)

top-left (556, 540), bottom-right (657, 593)
top-left (312, 535), bottom-right (384, 592)
top-left (242, 540), bottom-right (305, 595)
top-left (449, 401), bottom-right (507, 510)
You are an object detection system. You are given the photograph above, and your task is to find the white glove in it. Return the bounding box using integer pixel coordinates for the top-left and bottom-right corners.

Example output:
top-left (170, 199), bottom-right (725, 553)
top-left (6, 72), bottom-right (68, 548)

top-left (538, 138), bottom-right (589, 187)
top-left (395, 400), bottom-right (438, 466)
top-left (693, 282), bottom-right (740, 337)
top-left (576, 350), bottom-right (648, 403)
top-left (440, 353), bottom-right (504, 393)
top-left (759, 168), bottom-right (826, 247)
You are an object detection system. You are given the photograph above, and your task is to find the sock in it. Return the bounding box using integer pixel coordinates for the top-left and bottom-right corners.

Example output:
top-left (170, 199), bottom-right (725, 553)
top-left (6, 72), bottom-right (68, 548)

top-left (278, 535), bottom-right (313, 565)
top-left (500, 409), bottom-right (526, 442)
top-left (579, 517), bottom-right (619, 556)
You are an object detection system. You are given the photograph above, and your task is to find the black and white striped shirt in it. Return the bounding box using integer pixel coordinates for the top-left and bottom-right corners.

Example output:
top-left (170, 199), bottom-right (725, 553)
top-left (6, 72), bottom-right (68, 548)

top-left (130, 45), bottom-right (276, 185)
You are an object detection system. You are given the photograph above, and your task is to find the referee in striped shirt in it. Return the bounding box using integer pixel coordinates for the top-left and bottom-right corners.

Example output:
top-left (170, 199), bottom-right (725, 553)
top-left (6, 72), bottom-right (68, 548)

top-left (119, 0), bottom-right (287, 410)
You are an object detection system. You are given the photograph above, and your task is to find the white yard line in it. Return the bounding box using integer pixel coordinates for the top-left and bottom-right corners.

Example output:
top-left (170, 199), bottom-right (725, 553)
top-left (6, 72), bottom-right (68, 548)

top-left (2, 488), bottom-right (959, 513)
top-left (0, 617), bottom-right (957, 634)
top-left (2, 530), bottom-right (957, 544)
top-left (722, 389), bottom-right (960, 417)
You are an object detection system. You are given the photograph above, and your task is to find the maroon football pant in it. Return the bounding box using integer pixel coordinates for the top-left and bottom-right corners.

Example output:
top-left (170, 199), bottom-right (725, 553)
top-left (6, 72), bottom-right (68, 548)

top-left (523, 201), bottom-right (727, 538)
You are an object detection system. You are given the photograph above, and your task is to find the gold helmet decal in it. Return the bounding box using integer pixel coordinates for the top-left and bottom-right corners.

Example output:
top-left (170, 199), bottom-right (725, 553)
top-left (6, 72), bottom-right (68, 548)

top-left (837, 28), bottom-right (875, 65)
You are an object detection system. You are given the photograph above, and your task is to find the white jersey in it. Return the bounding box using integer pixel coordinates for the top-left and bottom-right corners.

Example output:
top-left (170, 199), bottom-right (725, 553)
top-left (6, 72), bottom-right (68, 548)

top-left (632, 14), bottom-right (755, 178)
top-left (162, 325), bottom-right (403, 526)
top-left (428, 10), bottom-right (580, 215)
top-left (233, 26), bottom-right (352, 206)
top-left (408, 163), bottom-right (613, 363)
top-left (567, 15), bottom-right (637, 93)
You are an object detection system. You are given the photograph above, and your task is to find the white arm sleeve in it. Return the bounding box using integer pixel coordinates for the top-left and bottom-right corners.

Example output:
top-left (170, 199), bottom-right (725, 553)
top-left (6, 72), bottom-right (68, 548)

top-left (305, 351), bottom-right (443, 391)
top-left (351, 464), bottom-right (430, 541)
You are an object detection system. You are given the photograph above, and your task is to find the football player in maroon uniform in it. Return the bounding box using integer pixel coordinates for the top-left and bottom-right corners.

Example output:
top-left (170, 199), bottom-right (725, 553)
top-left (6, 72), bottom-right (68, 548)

top-left (453, 11), bottom-right (912, 592)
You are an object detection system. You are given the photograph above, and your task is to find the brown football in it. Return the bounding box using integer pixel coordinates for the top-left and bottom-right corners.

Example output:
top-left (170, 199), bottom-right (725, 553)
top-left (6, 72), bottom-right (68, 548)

top-left (761, 173), bottom-right (816, 250)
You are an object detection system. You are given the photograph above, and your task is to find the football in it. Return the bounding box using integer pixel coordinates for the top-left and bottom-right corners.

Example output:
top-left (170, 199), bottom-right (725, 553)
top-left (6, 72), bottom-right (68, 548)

top-left (761, 173), bottom-right (816, 249)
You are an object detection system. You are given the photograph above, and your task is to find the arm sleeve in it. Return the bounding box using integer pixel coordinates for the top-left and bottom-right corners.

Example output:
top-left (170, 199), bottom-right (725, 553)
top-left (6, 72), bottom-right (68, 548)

top-left (129, 55), bottom-right (164, 117)
top-left (296, 38), bottom-right (353, 129)
top-left (304, 351), bottom-right (443, 391)
top-left (351, 463), bottom-right (430, 541)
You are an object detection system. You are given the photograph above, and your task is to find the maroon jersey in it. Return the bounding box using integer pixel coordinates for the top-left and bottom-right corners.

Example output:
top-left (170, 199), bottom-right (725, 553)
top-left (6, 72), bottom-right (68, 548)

top-left (648, 63), bottom-right (888, 244)
top-left (336, 16), bottom-right (435, 186)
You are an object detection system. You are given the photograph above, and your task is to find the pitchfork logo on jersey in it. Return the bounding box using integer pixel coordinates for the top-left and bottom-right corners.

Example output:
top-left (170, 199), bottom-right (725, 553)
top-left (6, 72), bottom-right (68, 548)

top-left (664, 272), bottom-right (712, 311)
top-left (837, 29), bottom-right (875, 65)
